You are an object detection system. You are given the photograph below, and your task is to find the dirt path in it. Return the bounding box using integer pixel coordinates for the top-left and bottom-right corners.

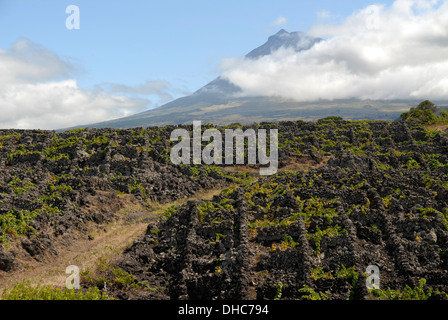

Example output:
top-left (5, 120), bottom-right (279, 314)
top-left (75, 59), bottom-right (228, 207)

top-left (426, 123), bottom-right (448, 132)
top-left (0, 219), bottom-right (150, 293)
top-left (0, 187), bottom-right (227, 295)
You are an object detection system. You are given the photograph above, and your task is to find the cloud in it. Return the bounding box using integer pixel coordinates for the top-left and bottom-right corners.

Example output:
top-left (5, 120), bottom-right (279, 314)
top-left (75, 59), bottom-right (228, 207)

top-left (0, 80), bottom-right (149, 130)
top-left (0, 39), bottom-right (73, 84)
top-left (0, 39), bottom-right (150, 129)
top-left (272, 16), bottom-right (288, 26)
top-left (221, 0), bottom-right (448, 102)
top-left (101, 80), bottom-right (174, 102)
top-left (317, 10), bottom-right (331, 19)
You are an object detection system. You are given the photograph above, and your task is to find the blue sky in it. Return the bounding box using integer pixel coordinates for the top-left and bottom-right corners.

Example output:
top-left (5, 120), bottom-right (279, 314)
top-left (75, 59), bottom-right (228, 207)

top-left (1, 0), bottom-right (446, 129)
top-left (0, 0), bottom-right (395, 96)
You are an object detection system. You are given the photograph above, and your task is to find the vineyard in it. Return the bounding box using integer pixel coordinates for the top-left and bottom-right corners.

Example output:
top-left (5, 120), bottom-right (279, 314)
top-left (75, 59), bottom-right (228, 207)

top-left (1, 117), bottom-right (448, 300)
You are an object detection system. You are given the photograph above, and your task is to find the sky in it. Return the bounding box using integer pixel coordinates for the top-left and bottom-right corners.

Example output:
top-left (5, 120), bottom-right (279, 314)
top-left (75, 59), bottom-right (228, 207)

top-left (1, 0), bottom-right (446, 129)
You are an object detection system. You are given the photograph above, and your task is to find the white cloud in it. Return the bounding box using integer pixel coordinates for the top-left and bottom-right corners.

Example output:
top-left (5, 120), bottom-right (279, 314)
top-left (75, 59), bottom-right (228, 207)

top-left (101, 80), bottom-right (174, 102)
top-left (0, 80), bottom-right (149, 129)
top-left (317, 10), bottom-right (331, 19)
top-left (0, 39), bottom-right (150, 129)
top-left (0, 39), bottom-right (72, 84)
top-left (221, 0), bottom-right (448, 102)
top-left (272, 16), bottom-right (288, 26)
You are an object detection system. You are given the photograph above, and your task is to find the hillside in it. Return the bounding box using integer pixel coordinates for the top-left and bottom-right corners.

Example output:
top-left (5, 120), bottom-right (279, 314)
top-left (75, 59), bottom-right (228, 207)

top-left (2, 119), bottom-right (448, 300)
top-left (77, 98), bottom-right (417, 129)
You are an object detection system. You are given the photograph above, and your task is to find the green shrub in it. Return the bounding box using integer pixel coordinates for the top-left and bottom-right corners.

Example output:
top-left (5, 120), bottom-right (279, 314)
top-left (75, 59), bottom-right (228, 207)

top-left (369, 278), bottom-right (447, 300)
top-left (298, 285), bottom-right (329, 300)
top-left (306, 225), bottom-right (346, 255)
top-left (7, 176), bottom-right (35, 195)
top-left (129, 179), bottom-right (146, 197)
top-left (376, 162), bottom-right (393, 171)
top-left (0, 209), bottom-right (40, 242)
top-left (81, 258), bottom-right (140, 290)
top-left (1, 280), bottom-right (112, 300)
top-left (190, 166), bottom-right (200, 177)
top-left (400, 100), bottom-right (447, 125)
top-left (84, 134), bottom-right (110, 146)
top-left (161, 205), bottom-right (178, 221)
top-left (428, 158), bottom-right (444, 170)
top-left (197, 199), bottom-right (234, 223)
top-left (317, 116), bottom-right (343, 123)
top-left (403, 159), bottom-right (420, 169)
top-left (273, 282), bottom-right (284, 300)
top-left (198, 200), bottom-right (217, 223)
top-left (336, 265), bottom-right (359, 300)
top-left (417, 207), bottom-right (440, 219)
top-left (271, 234), bottom-right (300, 251)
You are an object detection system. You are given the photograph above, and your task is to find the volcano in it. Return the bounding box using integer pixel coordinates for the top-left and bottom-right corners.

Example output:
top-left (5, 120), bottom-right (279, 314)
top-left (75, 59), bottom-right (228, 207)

top-left (70, 30), bottom-right (420, 129)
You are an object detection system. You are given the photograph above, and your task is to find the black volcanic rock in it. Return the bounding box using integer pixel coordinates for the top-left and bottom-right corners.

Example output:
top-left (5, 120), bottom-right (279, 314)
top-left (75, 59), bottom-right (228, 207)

top-left (112, 120), bottom-right (448, 300)
top-left (0, 249), bottom-right (17, 272)
top-left (0, 127), bottom-right (236, 269)
top-left (4, 120), bottom-right (448, 300)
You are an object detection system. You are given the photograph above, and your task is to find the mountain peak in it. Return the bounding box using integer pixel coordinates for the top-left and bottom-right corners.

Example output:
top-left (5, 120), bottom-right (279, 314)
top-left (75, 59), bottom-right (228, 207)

top-left (275, 29), bottom-right (289, 35)
top-left (245, 29), bottom-right (321, 59)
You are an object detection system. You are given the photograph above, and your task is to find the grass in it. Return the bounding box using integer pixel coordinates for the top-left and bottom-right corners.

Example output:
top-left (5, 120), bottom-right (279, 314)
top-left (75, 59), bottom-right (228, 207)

top-left (1, 280), bottom-right (112, 300)
top-left (81, 256), bottom-right (140, 290)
